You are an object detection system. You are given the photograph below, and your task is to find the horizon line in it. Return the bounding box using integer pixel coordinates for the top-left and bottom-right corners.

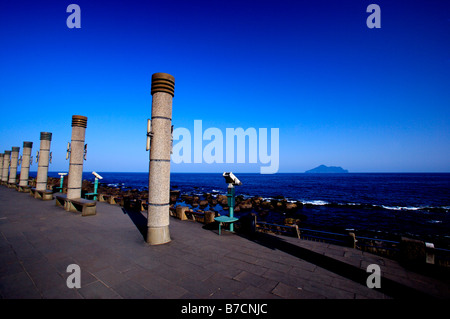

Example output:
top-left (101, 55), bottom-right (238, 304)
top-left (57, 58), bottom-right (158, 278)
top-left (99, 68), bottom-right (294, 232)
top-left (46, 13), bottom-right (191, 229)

top-left (25, 171), bottom-right (450, 174)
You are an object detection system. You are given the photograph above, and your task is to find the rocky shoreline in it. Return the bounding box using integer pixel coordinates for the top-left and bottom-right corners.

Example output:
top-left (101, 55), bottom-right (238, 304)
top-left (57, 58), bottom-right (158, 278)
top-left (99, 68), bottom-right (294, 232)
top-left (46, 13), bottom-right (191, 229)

top-left (40, 177), bottom-right (305, 226)
top-left (29, 177), bottom-right (450, 255)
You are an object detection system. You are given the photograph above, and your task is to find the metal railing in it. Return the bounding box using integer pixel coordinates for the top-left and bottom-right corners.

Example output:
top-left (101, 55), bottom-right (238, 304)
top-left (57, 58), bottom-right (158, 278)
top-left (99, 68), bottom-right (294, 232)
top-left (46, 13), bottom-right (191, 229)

top-left (254, 220), bottom-right (450, 267)
top-left (298, 227), bottom-right (351, 246)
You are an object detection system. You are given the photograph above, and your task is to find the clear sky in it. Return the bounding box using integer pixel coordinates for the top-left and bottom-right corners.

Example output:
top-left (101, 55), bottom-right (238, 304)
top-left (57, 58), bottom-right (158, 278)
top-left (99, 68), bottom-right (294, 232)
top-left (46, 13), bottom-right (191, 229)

top-left (1, 0), bottom-right (449, 173)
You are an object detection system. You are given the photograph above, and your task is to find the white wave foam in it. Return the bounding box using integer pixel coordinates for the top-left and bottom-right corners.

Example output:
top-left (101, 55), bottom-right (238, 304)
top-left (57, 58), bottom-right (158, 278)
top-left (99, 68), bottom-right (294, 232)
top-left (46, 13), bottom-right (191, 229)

top-left (382, 205), bottom-right (424, 211)
top-left (302, 200), bottom-right (329, 206)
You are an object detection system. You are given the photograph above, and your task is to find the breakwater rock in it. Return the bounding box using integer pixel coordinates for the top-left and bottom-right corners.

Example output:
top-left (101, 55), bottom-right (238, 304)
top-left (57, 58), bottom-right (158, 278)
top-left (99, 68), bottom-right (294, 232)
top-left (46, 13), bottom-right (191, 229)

top-left (28, 177), bottom-right (306, 226)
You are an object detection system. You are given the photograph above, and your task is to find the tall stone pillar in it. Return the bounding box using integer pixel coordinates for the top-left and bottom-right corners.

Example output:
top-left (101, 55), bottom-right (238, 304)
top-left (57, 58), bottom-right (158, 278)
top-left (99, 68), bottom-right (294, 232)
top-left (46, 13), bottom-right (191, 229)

top-left (0, 154), bottom-right (4, 184)
top-left (67, 115), bottom-right (87, 199)
top-left (146, 72), bottom-right (174, 245)
top-left (19, 142), bottom-right (33, 191)
top-left (8, 147), bottom-right (20, 187)
top-left (36, 132), bottom-right (52, 191)
top-left (1, 151), bottom-right (11, 185)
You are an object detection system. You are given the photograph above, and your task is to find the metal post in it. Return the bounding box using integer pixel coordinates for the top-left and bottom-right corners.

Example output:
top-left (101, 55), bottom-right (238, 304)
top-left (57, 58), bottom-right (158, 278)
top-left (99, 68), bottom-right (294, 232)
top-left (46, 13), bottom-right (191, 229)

top-left (146, 72), bottom-right (175, 245)
top-left (1, 151), bottom-right (11, 185)
top-left (93, 177), bottom-right (99, 200)
top-left (227, 184), bottom-right (236, 232)
top-left (67, 115), bottom-right (88, 199)
top-left (8, 147), bottom-right (20, 187)
top-left (58, 173), bottom-right (67, 192)
top-left (19, 142), bottom-right (33, 190)
top-left (36, 132), bottom-right (52, 191)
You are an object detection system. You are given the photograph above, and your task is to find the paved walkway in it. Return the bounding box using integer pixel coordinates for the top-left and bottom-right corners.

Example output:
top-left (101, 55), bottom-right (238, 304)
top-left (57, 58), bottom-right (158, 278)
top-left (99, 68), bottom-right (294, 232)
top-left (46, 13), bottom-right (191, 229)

top-left (0, 186), bottom-right (449, 300)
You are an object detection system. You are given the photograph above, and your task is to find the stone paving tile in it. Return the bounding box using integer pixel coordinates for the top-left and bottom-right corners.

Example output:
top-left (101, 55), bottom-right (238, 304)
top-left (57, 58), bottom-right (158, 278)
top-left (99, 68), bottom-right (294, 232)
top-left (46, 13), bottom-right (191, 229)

top-left (0, 260), bottom-right (23, 278)
top-left (262, 268), bottom-right (302, 288)
top-left (177, 275), bottom-right (218, 298)
top-left (202, 262), bottom-right (242, 279)
top-left (237, 285), bottom-right (281, 299)
top-left (150, 265), bottom-right (189, 284)
top-left (0, 271), bottom-right (42, 299)
top-left (92, 266), bottom-right (131, 288)
top-left (233, 270), bottom-right (271, 288)
top-left (330, 275), bottom-right (388, 299)
top-left (0, 248), bottom-right (18, 265)
top-left (77, 280), bottom-right (122, 299)
top-left (179, 291), bottom-right (204, 299)
top-left (110, 279), bottom-right (153, 299)
top-left (207, 288), bottom-right (241, 299)
top-left (26, 262), bottom-right (68, 294)
top-left (271, 282), bottom-right (325, 299)
top-left (178, 261), bottom-right (217, 282)
top-left (124, 265), bottom-right (189, 298)
top-left (1, 187), bottom-right (449, 300)
top-left (202, 273), bottom-right (248, 296)
top-left (225, 250), bottom-right (259, 265)
top-left (42, 284), bottom-right (84, 299)
top-left (255, 257), bottom-right (292, 273)
top-left (221, 257), bottom-right (268, 276)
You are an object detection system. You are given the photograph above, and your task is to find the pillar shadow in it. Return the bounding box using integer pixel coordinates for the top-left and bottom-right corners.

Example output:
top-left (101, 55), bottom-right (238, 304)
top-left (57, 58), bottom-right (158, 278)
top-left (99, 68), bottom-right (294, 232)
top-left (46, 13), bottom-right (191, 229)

top-left (237, 231), bottom-right (435, 299)
top-left (122, 208), bottom-right (147, 241)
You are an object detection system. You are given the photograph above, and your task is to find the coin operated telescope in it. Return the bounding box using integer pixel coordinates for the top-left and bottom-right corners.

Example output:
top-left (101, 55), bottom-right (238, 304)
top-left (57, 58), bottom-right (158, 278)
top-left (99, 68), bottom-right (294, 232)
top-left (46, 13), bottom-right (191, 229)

top-left (90, 171), bottom-right (103, 200)
top-left (83, 171), bottom-right (102, 200)
top-left (217, 172), bottom-right (242, 233)
top-left (223, 172), bottom-right (242, 224)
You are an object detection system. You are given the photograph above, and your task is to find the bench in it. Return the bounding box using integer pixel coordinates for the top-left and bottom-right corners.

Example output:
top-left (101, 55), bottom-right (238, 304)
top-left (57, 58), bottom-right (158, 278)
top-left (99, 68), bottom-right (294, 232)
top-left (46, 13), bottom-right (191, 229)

top-left (55, 194), bottom-right (96, 216)
top-left (97, 194), bottom-right (122, 205)
top-left (98, 193), bottom-right (110, 202)
top-left (190, 211), bottom-right (205, 222)
top-left (123, 198), bottom-right (144, 211)
top-left (107, 195), bottom-right (123, 206)
top-left (17, 185), bottom-right (31, 193)
top-left (214, 215), bottom-right (239, 235)
top-left (30, 188), bottom-right (54, 201)
top-left (7, 183), bottom-right (18, 190)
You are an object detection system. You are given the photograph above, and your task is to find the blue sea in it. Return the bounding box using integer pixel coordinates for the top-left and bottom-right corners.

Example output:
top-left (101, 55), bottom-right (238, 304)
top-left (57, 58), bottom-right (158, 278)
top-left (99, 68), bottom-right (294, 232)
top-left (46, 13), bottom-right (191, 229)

top-left (42, 172), bottom-right (450, 247)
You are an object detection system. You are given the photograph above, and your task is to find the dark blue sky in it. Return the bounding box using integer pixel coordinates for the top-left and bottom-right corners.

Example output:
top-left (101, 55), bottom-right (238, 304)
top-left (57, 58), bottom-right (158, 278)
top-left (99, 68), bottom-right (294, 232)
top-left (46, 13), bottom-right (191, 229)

top-left (1, 0), bottom-right (449, 173)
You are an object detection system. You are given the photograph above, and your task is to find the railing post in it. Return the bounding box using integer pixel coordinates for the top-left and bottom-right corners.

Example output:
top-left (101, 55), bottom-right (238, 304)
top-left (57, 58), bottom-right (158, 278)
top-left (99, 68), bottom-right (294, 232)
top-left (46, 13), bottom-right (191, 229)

top-left (348, 232), bottom-right (356, 249)
top-left (425, 242), bottom-right (435, 265)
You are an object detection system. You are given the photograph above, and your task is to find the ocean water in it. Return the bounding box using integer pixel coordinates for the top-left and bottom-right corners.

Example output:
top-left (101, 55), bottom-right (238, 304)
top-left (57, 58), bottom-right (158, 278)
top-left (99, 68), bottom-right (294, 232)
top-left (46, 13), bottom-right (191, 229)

top-left (42, 172), bottom-right (450, 246)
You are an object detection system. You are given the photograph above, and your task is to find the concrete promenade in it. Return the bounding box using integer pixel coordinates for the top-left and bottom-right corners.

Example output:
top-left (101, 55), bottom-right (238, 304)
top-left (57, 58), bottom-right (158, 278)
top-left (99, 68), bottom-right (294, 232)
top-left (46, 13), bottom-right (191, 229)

top-left (0, 186), bottom-right (449, 300)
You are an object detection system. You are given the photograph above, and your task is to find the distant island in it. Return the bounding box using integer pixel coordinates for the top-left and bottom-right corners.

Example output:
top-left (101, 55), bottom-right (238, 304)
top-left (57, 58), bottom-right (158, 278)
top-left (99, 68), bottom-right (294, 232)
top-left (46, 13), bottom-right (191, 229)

top-left (305, 165), bottom-right (349, 173)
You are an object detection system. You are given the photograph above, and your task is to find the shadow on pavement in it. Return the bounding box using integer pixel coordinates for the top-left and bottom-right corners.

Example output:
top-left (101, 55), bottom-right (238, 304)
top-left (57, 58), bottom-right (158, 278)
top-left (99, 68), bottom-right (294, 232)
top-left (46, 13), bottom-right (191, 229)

top-left (238, 230), bottom-right (435, 299)
top-left (122, 208), bottom-right (147, 241)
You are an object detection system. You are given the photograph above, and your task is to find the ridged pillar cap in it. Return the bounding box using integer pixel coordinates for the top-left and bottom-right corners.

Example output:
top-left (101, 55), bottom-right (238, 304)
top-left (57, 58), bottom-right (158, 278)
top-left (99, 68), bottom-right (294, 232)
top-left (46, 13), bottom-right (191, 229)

top-left (23, 141), bottom-right (33, 148)
top-left (11, 147), bottom-right (20, 152)
top-left (151, 73), bottom-right (175, 97)
top-left (40, 132), bottom-right (52, 141)
top-left (72, 115), bottom-right (88, 128)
